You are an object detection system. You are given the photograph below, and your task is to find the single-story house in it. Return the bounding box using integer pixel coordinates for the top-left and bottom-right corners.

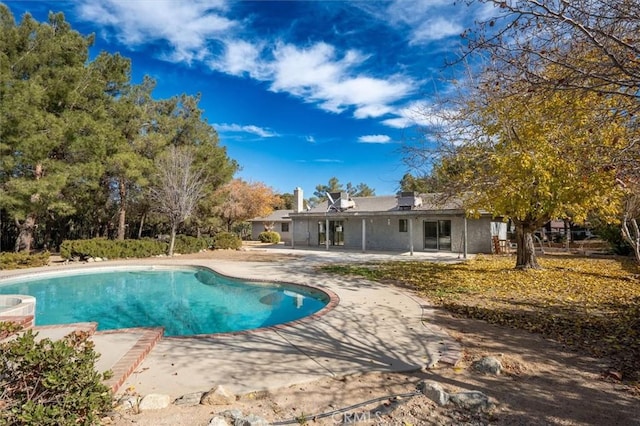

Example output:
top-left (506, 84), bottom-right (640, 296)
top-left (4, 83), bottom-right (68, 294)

top-left (249, 209), bottom-right (293, 244)
top-left (286, 188), bottom-right (504, 256)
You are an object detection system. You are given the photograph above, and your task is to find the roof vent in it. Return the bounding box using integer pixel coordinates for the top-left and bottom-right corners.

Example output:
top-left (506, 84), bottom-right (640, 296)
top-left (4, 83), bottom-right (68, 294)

top-left (327, 192), bottom-right (355, 211)
top-left (397, 191), bottom-right (423, 210)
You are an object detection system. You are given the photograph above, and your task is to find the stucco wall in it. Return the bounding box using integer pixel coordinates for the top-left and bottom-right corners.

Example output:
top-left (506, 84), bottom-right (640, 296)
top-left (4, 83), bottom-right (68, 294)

top-left (291, 214), bottom-right (493, 254)
top-left (251, 221), bottom-right (291, 244)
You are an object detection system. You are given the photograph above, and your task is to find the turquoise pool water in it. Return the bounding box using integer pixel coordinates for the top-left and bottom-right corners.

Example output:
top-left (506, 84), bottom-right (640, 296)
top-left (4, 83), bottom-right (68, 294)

top-left (0, 267), bottom-right (329, 336)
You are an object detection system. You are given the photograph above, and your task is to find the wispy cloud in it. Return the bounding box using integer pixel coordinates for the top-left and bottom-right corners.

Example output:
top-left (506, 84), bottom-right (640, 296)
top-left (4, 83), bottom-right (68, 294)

top-left (382, 101), bottom-right (449, 129)
top-left (77, 0), bottom-right (234, 63)
top-left (356, 0), bottom-right (472, 45)
top-left (358, 134), bottom-right (392, 144)
top-left (214, 123), bottom-right (278, 138)
top-left (266, 42), bottom-right (413, 116)
top-left (305, 136), bottom-right (316, 143)
top-left (75, 0), bottom-right (416, 122)
top-left (211, 39), bottom-right (268, 79)
top-left (410, 17), bottom-right (463, 44)
top-left (314, 159), bottom-right (343, 163)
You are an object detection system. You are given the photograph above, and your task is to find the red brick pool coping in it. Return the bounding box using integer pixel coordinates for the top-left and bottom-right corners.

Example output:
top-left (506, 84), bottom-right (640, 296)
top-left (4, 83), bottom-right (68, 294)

top-left (98, 327), bottom-right (165, 392)
top-left (18, 323), bottom-right (164, 393)
top-left (99, 286), bottom-right (339, 392)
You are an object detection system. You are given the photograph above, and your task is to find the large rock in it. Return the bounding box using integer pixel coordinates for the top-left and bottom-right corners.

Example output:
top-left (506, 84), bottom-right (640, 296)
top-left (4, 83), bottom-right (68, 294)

top-left (174, 392), bottom-right (204, 406)
top-left (473, 356), bottom-right (502, 375)
top-left (215, 410), bottom-right (269, 426)
top-left (239, 414), bottom-right (269, 426)
top-left (114, 395), bottom-right (139, 411)
top-left (449, 391), bottom-right (492, 411)
top-left (138, 393), bottom-right (171, 411)
top-left (201, 386), bottom-right (236, 405)
top-left (418, 380), bottom-right (449, 406)
top-left (208, 417), bottom-right (229, 426)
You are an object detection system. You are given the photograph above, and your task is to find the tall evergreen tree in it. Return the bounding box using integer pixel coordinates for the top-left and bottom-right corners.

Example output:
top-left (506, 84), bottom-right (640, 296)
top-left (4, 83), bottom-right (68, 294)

top-left (0, 6), bottom-right (128, 251)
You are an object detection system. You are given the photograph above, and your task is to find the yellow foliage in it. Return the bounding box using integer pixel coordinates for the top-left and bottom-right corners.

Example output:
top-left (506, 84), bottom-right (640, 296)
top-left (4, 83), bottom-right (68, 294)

top-left (321, 256), bottom-right (640, 383)
top-left (444, 75), bottom-right (628, 227)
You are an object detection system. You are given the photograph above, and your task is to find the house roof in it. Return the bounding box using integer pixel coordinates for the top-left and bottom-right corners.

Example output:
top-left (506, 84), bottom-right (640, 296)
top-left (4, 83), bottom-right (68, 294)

top-left (292, 193), bottom-right (466, 217)
top-left (248, 209), bottom-right (293, 222)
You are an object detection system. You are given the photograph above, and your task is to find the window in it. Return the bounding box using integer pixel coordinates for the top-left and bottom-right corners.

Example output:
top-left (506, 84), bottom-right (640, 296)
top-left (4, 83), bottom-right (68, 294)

top-left (281, 223), bottom-right (289, 232)
top-left (399, 219), bottom-right (408, 232)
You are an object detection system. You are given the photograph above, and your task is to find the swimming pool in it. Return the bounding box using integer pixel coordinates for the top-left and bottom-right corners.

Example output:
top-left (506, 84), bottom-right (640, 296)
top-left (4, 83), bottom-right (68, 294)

top-left (0, 266), bottom-right (330, 336)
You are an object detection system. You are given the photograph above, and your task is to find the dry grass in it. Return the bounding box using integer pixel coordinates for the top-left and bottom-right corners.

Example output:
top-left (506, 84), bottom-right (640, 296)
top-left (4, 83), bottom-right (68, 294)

top-left (320, 254), bottom-right (640, 385)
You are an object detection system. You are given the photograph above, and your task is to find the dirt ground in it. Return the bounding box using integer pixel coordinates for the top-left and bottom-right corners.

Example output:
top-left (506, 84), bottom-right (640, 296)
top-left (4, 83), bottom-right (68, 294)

top-left (106, 249), bottom-right (640, 425)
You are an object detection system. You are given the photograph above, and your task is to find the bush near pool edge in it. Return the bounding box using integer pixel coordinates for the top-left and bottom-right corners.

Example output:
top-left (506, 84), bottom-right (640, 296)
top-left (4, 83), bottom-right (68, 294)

top-left (212, 232), bottom-right (242, 250)
top-left (59, 236), bottom-right (213, 260)
top-left (0, 327), bottom-right (112, 425)
top-left (0, 251), bottom-right (50, 270)
top-left (258, 231), bottom-right (281, 244)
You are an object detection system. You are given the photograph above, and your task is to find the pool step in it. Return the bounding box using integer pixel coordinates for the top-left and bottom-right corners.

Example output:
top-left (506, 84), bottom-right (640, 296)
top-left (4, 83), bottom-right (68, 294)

top-left (94, 327), bottom-right (164, 393)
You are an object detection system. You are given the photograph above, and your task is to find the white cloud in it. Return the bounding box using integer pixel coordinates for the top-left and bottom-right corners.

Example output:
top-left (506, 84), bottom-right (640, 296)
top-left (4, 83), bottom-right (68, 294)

top-left (358, 135), bottom-right (392, 144)
top-left (211, 40), bottom-right (268, 79)
top-left (214, 123), bottom-right (278, 138)
top-left (270, 43), bottom-right (348, 97)
top-left (306, 136), bottom-right (316, 143)
top-left (354, 104), bottom-right (394, 119)
top-left (382, 101), bottom-right (449, 129)
top-left (314, 159), bottom-right (343, 163)
top-left (75, 1), bottom-right (417, 122)
top-left (267, 42), bottom-right (413, 116)
top-left (411, 18), bottom-right (463, 44)
top-left (77, 0), bottom-right (234, 63)
top-left (356, 0), bottom-right (471, 46)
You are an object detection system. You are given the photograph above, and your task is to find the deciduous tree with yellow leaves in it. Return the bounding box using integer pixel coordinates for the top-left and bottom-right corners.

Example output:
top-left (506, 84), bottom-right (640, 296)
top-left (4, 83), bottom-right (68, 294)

top-left (425, 75), bottom-right (627, 269)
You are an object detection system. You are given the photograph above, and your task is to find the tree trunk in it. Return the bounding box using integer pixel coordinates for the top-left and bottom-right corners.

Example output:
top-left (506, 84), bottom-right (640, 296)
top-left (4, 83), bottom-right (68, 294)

top-left (621, 216), bottom-right (640, 264)
top-left (117, 179), bottom-right (127, 240)
top-left (14, 214), bottom-right (36, 253)
top-left (138, 211), bottom-right (146, 239)
top-left (514, 222), bottom-right (541, 269)
top-left (168, 222), bottom-right (177, 256)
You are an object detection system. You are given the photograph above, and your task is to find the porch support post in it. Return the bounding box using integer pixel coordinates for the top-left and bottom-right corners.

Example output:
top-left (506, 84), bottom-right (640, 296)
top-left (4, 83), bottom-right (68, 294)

top-left (409, 217), bottom-right (414, 256)
top-left (291, 220), bottom-right (295, 249)
top-left (325, 218), bottom-right (329, 250)
top-left (362, 218), bottom-right (366, 252)
top-left (463, 216), bottom-right (468, 259)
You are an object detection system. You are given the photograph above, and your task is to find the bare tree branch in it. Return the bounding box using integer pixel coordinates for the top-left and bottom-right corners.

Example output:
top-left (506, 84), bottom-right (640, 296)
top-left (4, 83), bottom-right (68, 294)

top-left (148, 146), bottom-right (206, 255)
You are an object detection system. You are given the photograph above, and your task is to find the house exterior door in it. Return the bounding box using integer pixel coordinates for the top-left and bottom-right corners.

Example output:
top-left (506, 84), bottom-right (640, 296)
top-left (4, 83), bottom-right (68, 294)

top-left (331, 221), bottom-right (344, 246)
top-left (318, 220), bottom-right (344, 246)
top-left (424, 220), bottom-right (451, 251)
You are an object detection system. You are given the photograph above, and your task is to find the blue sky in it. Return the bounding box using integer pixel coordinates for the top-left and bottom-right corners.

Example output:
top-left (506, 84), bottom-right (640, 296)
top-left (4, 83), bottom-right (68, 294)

top-left (5, 0), bottom-right (493, 196)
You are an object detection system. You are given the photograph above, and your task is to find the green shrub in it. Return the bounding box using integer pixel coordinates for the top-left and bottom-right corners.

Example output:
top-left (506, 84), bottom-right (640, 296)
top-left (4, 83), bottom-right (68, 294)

top-left (0, 251), bottom-right (50, 270)
top-left (593, 223), bottom-right (630, 255)
top-left (212, 232), bottom-right (242, 250)
top-left (258, 231), bottom-right (281, 244)
top-left (0, 321), bottom-right (22, 340)
top-left (173, 235), bottom-right (212, 254)
top-left (60, 236), bottom-right (214, 260)
top-left (0, 329), bottom-right (112, 425)
top-left (60, 238), bottom-right (167, 259)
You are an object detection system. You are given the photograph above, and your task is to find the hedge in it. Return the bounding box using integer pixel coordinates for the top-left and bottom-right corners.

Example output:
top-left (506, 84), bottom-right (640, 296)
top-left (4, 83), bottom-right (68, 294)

top-left (59, 236), bottom-right (212, 260)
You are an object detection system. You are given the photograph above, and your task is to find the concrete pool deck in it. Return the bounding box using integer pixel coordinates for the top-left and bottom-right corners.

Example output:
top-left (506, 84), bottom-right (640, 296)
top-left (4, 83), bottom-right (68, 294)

top-left (0, 246), bottom-right (464, 398)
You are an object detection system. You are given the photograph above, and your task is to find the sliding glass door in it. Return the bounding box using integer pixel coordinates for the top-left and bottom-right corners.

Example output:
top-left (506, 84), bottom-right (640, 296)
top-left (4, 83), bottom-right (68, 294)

top-left (318, 220), bottom-right (344, 246)
top-left (423, 220), bottom-right (451, 251)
